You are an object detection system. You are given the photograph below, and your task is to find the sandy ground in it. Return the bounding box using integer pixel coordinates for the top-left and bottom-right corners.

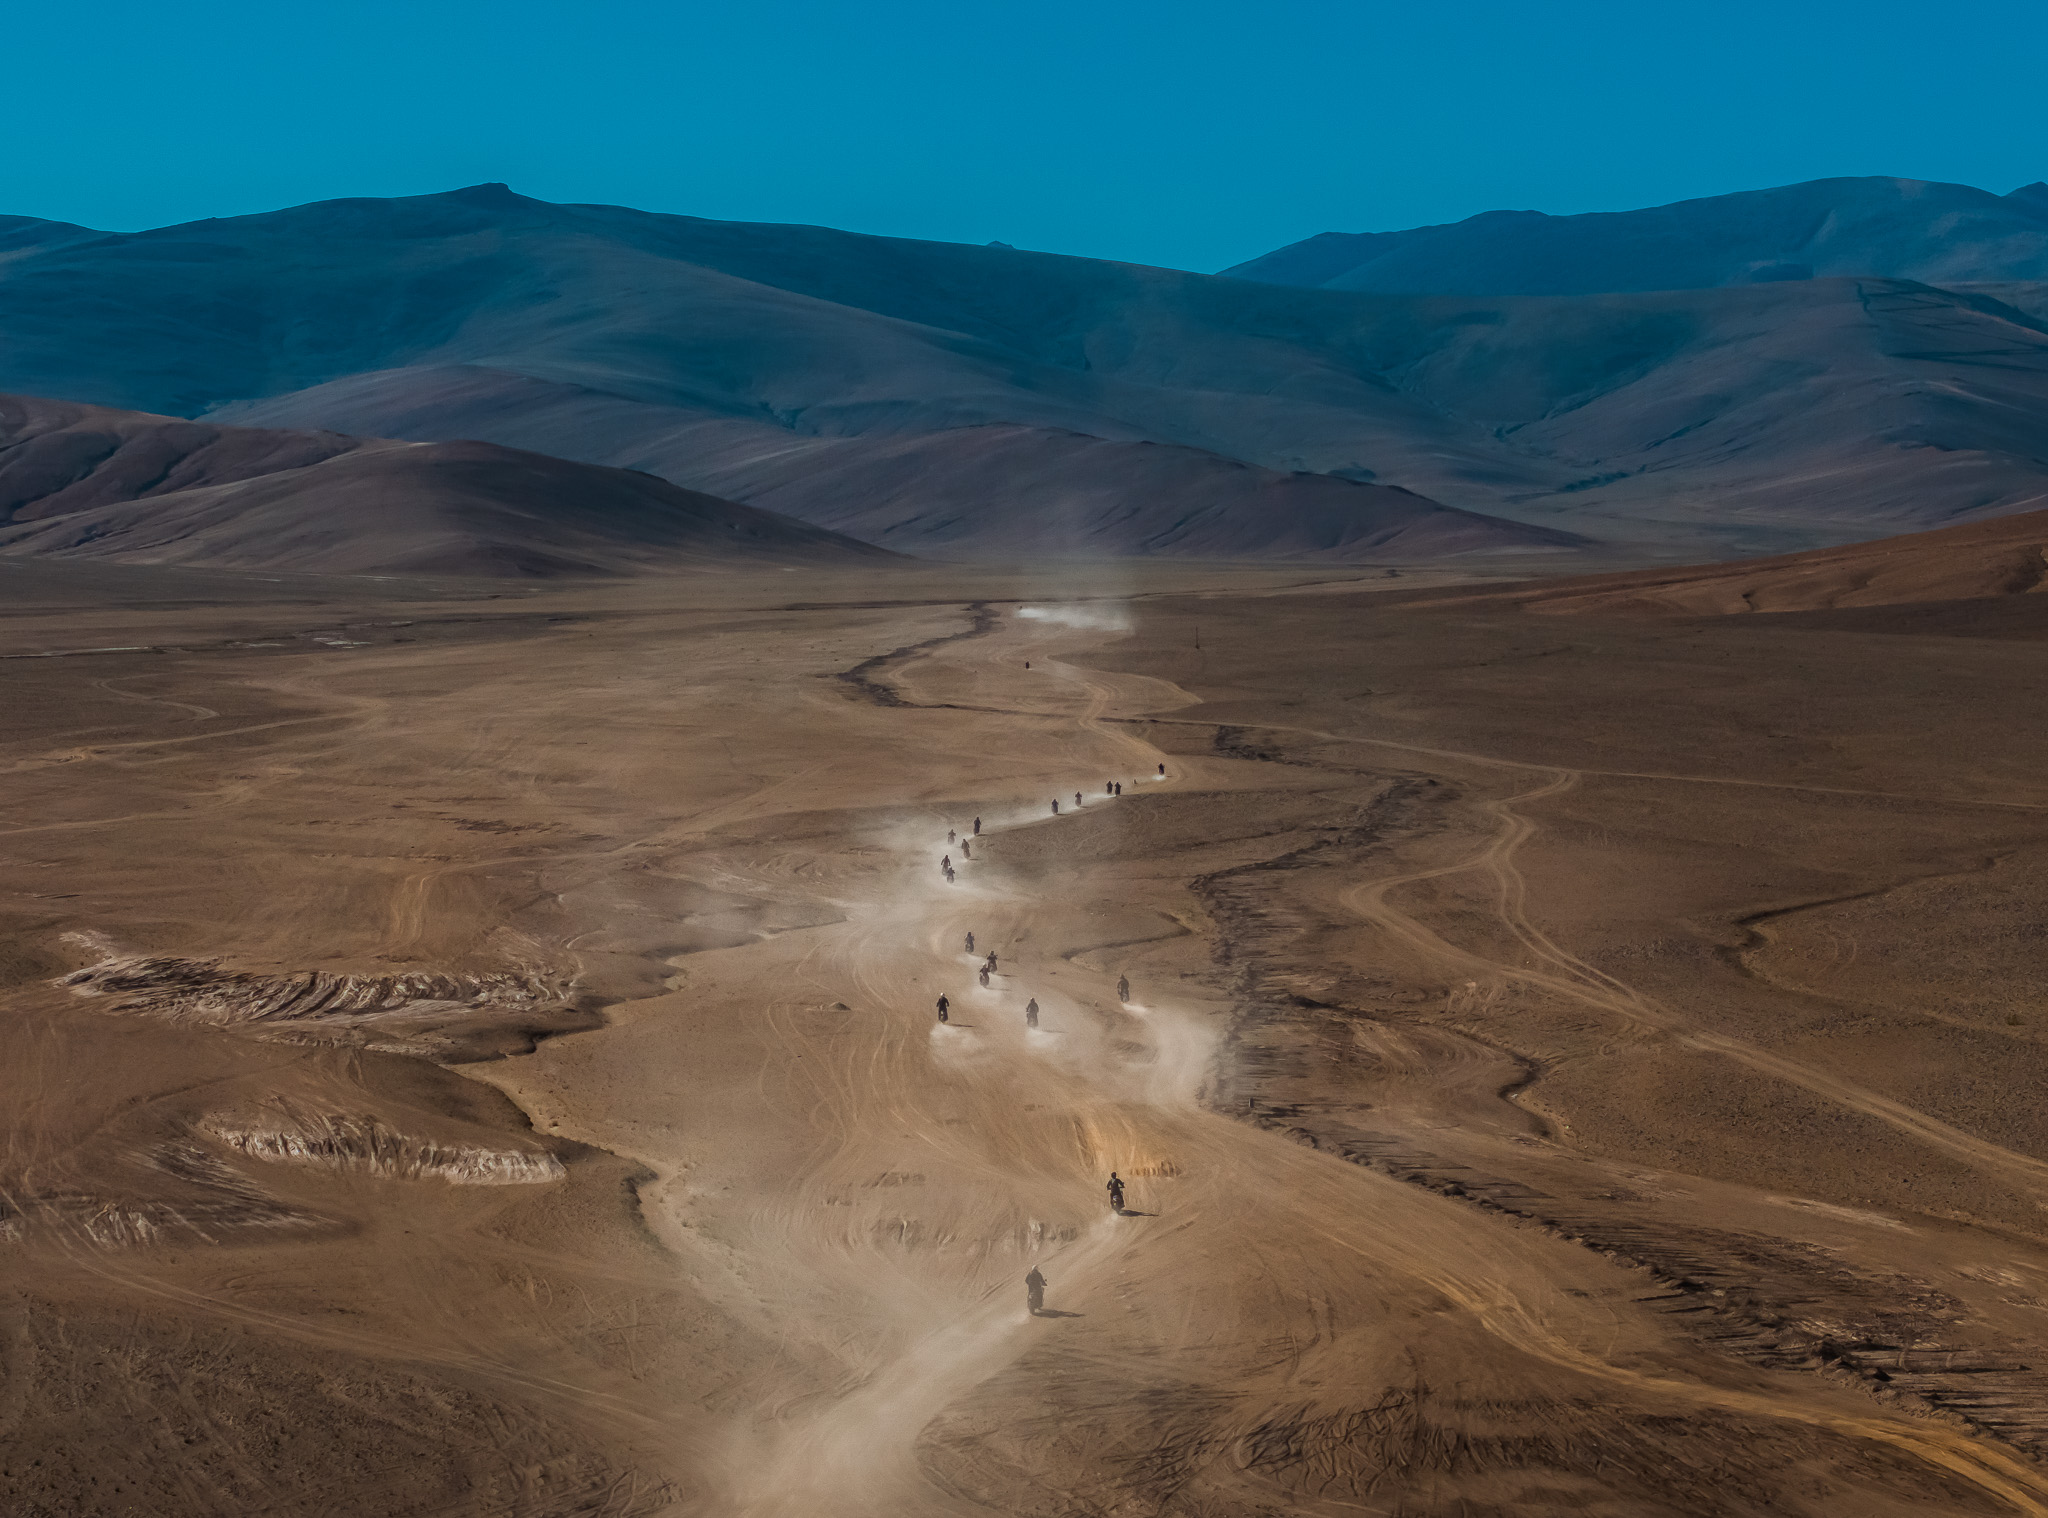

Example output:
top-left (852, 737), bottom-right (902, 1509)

top-left (7, 558), bottom-right (2048, 1516)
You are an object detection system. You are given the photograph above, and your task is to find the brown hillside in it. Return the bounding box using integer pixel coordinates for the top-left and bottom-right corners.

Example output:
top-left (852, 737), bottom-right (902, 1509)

top-left (1453, 509), bottom-right (2048, 616)
top-left (0, 394), bottom-right (895, 576)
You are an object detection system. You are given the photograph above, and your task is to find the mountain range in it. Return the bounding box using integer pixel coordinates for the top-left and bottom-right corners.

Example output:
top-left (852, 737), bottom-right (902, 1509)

top-left (0, 175), bottom-right (2045, 567)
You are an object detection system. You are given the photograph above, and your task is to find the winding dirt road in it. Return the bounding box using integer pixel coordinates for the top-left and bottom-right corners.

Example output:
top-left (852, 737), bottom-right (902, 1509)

top-left (571, 605), bottom-right (2048, 1516)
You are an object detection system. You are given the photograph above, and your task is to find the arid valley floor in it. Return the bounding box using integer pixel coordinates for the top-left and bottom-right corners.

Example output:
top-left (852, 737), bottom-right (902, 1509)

top-left (7, 556), bottom-right (2048, 1517)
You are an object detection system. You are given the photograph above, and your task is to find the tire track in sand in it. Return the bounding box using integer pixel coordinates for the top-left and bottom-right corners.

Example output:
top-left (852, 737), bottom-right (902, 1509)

top-left (1337, 765), bottom-right (2048, 1198)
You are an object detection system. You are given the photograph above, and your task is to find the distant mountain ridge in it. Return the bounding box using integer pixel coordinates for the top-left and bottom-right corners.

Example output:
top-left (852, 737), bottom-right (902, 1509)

top-left (1224, 176), bottom-right (2048, 296)
top-left (3, 181), bottom-right (2048, 560)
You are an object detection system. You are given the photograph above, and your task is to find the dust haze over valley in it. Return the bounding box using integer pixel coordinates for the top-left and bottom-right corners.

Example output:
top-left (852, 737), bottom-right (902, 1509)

top-left (15, 138), bottom-right (2048, 1518)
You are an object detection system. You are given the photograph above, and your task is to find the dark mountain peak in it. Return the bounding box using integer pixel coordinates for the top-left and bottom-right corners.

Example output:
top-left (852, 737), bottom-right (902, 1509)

top-left (0, 214), bottom-right (103, 255)
top-left (115, 182), bottom-right (566, 250)
top-left (0, 213), bottom-right (94, 238)
top-left (437, 182), bottom-right (533, 209)
top-left (2007, 181), bottom-right (2048, 215)
top-left (1224, 174), bottom-right (2048, 295)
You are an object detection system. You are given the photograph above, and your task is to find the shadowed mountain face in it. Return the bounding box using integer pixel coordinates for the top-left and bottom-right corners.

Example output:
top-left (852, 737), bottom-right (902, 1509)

top-left (199, 369), bottom-right (1577, 559)
top-left (5, 183), bottom-right (2048, 556)
top-left (659, 423), bottom-right (1583, 558)
top-left (1225, 176), bottom-right (2048, 295)
top-left (0, 394), bottom-right (896, 576)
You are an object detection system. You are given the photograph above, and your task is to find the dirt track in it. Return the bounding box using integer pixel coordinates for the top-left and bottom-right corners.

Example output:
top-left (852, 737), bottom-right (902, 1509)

top-left (8, 562), bottom-right (2048, 1515)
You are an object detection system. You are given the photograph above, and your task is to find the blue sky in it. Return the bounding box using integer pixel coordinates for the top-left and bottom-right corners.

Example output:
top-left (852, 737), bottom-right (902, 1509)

top-left (7, 0), bottom-right (2045, 270)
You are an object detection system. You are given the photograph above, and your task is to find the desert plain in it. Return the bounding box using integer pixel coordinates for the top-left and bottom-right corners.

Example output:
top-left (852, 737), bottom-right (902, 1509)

top-left (2, 548), bottom-right (2047, 1518)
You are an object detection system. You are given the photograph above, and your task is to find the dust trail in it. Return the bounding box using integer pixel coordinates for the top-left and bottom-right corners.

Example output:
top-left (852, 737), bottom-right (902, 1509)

top-left (711, 607), bottom-right (2048, 1517)
top-left (1015, 603), bottom-right (1132, 633)
top-left (704, 646), bottom-right (1174, 1513)
top-left (726, 1223), bottom-right (1121, 1516)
